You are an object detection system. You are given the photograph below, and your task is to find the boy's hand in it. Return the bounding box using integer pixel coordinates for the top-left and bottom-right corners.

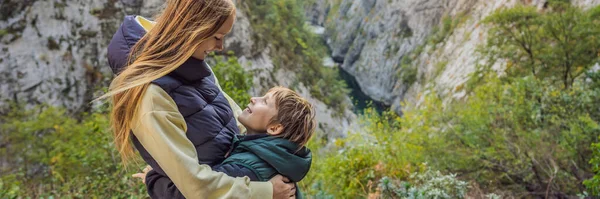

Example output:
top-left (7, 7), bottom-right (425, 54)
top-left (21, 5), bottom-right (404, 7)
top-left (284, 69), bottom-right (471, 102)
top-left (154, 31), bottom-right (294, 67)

top-left (270, 175), bottom-right (296, 199)
top-left (132, 165), bottom-right (153, 184)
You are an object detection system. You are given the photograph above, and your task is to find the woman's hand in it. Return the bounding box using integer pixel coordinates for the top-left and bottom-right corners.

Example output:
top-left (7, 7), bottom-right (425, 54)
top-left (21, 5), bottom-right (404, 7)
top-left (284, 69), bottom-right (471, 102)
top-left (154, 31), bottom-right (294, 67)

top-left (132, 165), bottom-right (153, 184)
top-left (269, 175), bottom-right (296, 199)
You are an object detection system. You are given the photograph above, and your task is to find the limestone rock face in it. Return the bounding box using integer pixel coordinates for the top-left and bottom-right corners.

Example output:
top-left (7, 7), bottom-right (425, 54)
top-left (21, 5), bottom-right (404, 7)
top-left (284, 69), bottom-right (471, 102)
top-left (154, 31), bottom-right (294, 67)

top-left (8, 0), bottom-right (597, 136)
top-left (0, 0), bottom-right (125, 112)
top-left (306, 0), bottom-right (600, 114)
top-left (0, 0), bottom-right (354, 137)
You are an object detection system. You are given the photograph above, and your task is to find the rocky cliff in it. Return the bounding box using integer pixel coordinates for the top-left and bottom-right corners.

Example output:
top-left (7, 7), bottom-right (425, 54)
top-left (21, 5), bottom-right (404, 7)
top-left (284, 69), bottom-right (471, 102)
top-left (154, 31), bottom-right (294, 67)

top-left (0, 0), bottom-right (355, 138)
top-left (7, 0), bottom-right (598, 136)
top-left (306, 0), bottom-right (600, 114)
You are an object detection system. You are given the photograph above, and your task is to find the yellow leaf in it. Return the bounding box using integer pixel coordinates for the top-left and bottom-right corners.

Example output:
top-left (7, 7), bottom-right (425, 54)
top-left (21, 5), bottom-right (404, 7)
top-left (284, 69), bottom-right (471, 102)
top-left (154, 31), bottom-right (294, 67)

top-left (51, 156), bottom-right (59, 164)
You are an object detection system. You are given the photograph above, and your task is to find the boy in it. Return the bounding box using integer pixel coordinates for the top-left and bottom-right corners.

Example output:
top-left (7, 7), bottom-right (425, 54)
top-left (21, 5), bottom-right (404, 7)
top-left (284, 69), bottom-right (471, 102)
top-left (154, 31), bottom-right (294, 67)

top-left (213, 86), bottom-right (315, 198)
top-left (138, 86), bottom-right (316, 198)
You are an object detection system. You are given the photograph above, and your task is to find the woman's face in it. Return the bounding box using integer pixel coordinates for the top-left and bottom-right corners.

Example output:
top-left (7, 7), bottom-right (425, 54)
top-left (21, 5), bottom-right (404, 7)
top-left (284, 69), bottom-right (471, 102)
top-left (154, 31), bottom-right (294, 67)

top-left (192, 12), bottom-right (236, 60)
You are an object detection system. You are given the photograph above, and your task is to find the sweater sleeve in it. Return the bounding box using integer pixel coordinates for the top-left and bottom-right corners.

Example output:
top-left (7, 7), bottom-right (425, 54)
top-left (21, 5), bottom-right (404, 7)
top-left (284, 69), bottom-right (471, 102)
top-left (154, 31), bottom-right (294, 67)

top-left (132, 84), bottom-right (272, 199)
top-left (145, 160), bottom-right (261, 199)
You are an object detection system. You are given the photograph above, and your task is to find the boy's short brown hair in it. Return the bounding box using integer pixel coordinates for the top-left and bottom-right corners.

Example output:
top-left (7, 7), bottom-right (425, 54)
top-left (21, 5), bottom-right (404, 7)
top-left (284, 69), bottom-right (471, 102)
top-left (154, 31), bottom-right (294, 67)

top-left (268, 86), bottom-right (316, 148)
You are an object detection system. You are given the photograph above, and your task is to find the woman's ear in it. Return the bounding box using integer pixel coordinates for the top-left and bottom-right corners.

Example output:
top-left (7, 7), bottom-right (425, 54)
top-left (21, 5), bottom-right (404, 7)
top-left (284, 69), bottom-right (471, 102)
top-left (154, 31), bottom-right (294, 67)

top-left (267, 124), bottom-right (284, 136)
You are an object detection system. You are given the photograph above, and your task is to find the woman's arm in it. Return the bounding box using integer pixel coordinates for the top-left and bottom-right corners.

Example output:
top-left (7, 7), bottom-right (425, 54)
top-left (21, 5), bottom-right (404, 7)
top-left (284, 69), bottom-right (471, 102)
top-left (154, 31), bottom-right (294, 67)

top-left (143, 163), bottom-right (259, 199)
top-left (131, 84), bottom-right (272, 199)
top-left (144, 169), bottom-right (185, 199)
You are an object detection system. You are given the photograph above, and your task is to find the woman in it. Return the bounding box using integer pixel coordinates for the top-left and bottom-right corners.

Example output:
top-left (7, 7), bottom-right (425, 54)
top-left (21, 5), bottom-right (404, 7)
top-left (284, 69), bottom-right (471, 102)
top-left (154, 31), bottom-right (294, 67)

top-left (101, 0), bottom-right (295, 198)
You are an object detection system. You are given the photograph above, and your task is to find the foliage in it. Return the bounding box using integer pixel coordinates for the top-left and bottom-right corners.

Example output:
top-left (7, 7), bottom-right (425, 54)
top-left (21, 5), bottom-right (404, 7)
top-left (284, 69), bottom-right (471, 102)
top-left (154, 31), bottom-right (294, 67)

top-left (436, 75), bottom-right (599, 197)
top-left (482, 2), bottom-right (600, 89)
top-left (0, 104), bottom-right (147, 198)
top-left (301, 108), bottom-right (419, 198)
top-left (304, 72), bottom-right (600, 197)
top-left (583, 70), bottom-right (600, 195)
top-left (478, 3), bottom-right (600, 195)
top-left (586, 140), bottom-right (600, 195)
top-left (208, 51), bottom-right (253, 106)
top-left (241, 0), bottom-right (350, 116)
top-left (303, 2), bottom-right (600, 197)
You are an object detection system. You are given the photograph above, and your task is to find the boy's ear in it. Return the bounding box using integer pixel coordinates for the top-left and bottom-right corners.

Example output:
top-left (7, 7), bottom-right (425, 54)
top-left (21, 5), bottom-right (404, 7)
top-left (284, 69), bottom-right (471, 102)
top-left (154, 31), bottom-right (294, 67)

top-left (267, 124), bottom-right (284, 136)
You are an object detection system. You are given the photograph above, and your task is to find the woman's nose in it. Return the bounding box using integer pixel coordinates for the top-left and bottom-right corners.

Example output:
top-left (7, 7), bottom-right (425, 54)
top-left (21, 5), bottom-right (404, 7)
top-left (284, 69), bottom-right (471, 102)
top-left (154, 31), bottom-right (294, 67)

top-left (250, 98), bottom-right (256, 104)
top-left (215, 41), bottom-right (224, 51)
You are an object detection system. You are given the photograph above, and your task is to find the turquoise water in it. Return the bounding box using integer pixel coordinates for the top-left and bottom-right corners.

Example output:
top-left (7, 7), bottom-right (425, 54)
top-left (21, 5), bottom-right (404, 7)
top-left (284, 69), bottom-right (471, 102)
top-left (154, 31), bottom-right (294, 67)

top-left (337, 66), bottom-right (389, 114)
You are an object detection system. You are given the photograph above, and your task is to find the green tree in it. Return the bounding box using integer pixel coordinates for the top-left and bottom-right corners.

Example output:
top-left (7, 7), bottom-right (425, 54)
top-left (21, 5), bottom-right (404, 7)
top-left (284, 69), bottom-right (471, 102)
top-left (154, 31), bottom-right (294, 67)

top-left (482, 5), bottom-right (543, 77)
top-left (482, 2), bottom-right (600, 89)
top-left (541, 1), bottom-right (600, 89)
top-left (481, 4), bottom-right (600, 195)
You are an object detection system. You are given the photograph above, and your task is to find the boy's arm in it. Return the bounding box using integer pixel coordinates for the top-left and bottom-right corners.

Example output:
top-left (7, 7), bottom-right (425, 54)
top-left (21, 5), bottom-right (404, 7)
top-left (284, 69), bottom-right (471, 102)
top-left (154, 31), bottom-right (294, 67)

top-left (133, 85), bottom-right (272, 199)
top-left (213, 163), bottom-right (260, 181)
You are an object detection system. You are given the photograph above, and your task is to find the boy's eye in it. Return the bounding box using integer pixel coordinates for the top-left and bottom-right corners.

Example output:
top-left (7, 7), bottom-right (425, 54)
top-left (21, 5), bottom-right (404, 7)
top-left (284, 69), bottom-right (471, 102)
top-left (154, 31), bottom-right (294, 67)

top-left (215, 36), bottom-right (222, 41)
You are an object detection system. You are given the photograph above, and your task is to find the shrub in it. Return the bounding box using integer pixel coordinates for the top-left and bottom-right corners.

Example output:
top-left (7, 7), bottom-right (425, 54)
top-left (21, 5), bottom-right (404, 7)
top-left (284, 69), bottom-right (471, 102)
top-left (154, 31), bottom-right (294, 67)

top-left (303, 74), bottom-right (600, 197)
top-left (0, 104), bottom-right (147, 198)
top-left (378, 168), bottom-right (468, 199)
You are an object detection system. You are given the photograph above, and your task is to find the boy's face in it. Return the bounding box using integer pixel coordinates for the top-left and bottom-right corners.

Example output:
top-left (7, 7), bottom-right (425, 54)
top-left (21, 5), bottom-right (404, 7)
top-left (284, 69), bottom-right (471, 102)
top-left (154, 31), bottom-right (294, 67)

top-left (238, 92), bottom-right (278, 133)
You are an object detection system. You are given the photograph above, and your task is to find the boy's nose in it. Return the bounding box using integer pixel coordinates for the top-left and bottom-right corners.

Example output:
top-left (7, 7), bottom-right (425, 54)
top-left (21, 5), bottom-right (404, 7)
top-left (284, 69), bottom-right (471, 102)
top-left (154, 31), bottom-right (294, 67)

top-left (250, 98), bottom-right (256, 104)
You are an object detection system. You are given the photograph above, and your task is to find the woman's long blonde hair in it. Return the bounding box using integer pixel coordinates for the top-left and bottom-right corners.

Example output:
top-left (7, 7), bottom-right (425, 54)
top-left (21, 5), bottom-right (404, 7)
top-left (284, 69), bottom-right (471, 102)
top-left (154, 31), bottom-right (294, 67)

top-left (98, 0), bottom-right (235, 164)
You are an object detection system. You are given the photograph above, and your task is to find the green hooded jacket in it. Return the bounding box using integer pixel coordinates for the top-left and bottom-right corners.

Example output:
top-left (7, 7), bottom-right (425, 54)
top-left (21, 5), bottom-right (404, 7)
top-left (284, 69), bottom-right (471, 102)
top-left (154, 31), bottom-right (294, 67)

top-left (221, 134), bottom-right (312, 198)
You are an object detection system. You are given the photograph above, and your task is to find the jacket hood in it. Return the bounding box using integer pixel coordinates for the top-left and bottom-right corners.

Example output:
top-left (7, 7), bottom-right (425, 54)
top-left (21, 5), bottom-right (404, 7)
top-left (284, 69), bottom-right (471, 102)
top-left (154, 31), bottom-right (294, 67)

top-left (107, 15), bottom-right (146, 74)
